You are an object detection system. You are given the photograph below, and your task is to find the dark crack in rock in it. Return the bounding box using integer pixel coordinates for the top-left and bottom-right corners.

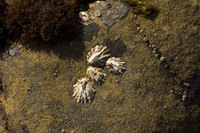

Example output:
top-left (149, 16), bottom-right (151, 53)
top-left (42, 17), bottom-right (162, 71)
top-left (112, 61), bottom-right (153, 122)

top-left (83, 23), bottom-right (100, 41)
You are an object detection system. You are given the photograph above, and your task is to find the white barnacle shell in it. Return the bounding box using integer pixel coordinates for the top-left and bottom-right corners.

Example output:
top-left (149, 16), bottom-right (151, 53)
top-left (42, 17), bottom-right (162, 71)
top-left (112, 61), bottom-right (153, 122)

top-left (73, 77), bottom-right (96, 103)
top-left (79, 11), bottom-right (94, 25)
top-left (87, 45), bottom-right (110, 66)
top-left (86, 66), bottom-right (107, 85)
top-left (106, 57), bottom-right (126, 74)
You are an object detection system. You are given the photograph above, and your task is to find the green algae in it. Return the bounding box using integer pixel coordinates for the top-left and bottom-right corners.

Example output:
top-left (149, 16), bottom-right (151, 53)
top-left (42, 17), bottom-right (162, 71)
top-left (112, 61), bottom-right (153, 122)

top-left (123, 0), bottom-right (157, 16)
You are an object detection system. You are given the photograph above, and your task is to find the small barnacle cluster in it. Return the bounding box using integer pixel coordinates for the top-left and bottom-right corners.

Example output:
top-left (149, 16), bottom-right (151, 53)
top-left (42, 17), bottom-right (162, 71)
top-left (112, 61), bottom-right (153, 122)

top-left (73, 45), bottom-right (126, 103)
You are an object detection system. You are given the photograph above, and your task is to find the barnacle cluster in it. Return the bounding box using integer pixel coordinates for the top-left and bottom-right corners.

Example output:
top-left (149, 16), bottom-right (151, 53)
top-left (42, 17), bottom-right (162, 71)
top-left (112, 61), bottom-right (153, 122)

top-left (73, 45), bottom-right (126, 103)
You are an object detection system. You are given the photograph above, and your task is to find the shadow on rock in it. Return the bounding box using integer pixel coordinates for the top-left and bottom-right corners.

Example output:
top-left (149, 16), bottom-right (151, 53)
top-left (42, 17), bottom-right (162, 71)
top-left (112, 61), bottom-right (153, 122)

top-left (144, 9), bottom-right (159, 21)
top-left (186, 69), bottom-right (200, 106)
top-left (23, 24), bottom-right (86, 61)
top-left (104, 38), bottom-right (127, 57)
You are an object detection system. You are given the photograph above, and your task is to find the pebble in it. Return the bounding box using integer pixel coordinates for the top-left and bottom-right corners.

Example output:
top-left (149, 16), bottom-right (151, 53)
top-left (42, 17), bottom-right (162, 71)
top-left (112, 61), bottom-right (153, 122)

top-left (116, 80), bottom-right (120, 83)
top-left (53, 73), bottom-right (57, 76)
top-left (135, 21), bottom-right (140, 26)
top-left (155, 54), bottom-right (160, 58)
top-left (137, 27), bottom-right (141, 31)
top-left (22, 78), bottom-right (26, 82)
top-left (182, 94), bottom-right (187, 101)
top-left (153, 50), bottom-right (157, 54)
top-left (151, 45), bottom-right (156, 48)
top-left (153, 48), bottom-right (158, 51)
top-left (143, 37), bottom-right (148, 42)
top-left (160, 56), bottom-right (165, 62)
top-left (183, 83), bottom-right (190, 87)
top-left (134, 14), bottom-right (137, 19)
top-left (139, 30), bottom-right (144, 34)
top-left (61, 129), bottom-right (66, 133)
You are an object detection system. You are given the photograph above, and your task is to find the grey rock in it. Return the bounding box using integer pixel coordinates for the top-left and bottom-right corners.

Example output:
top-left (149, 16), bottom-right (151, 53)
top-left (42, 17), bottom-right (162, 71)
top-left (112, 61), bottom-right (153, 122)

top-left (94, 9), bottom-right (101, 17)
top-left (101, 0), bottom-right (129, 26)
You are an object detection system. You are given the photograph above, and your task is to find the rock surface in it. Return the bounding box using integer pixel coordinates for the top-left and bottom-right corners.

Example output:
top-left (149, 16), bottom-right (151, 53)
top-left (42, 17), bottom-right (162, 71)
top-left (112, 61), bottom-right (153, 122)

top-left (1, 0), bottom-right (200, 132)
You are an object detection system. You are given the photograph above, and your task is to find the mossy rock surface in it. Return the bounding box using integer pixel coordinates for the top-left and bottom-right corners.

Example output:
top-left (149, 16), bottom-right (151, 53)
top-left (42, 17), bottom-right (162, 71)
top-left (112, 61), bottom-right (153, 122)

top-left (1, 0), bottom-right (200, 132)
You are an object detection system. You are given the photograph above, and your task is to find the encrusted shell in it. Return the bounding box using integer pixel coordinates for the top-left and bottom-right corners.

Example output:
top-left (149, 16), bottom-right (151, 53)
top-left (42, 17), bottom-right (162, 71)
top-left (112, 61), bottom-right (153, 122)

top-left (86, 66), bottom-right (107, 85)
top-left (73, 77), bottom-right (96, 103)
top-left (79, 11), bottom-right (94, 25)
top-left (87, 45), bottom-right (110, 66)
top-left (106, 57), bottom-right (126, 74)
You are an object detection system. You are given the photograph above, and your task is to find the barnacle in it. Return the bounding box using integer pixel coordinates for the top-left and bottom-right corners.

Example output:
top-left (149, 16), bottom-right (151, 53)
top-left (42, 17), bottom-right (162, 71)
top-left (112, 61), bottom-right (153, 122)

top-left (79, 11), bottom-right (94, 25)
top-left (87, 45), bottom-right (110, 66)
top-left (106, 57), bottom-right (126, 74)
top-left (86, 66), bottom-right (107, 85)
top-left (73, 77), bottom-right (96, 103)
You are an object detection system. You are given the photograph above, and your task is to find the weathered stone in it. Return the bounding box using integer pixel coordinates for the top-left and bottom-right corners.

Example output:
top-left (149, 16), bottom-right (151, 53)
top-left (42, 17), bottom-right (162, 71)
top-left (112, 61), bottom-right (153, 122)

top-left (101, 0), bottom-right (129, 26)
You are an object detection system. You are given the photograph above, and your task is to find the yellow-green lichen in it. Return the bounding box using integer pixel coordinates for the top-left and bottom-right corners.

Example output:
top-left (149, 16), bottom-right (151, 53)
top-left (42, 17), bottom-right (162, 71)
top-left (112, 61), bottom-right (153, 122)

top-left (123, 0), bottom-right (157, 16)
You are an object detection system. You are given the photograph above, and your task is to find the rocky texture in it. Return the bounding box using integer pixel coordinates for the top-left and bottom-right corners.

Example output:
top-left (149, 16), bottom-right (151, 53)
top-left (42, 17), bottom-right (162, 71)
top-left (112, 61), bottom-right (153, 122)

top-left (82, 23), bottom-right (100, 41)
top-left (86, 0), bottom-right (129, 26)
top-left (0, 0), bottom-right (200, 132)
top-left (101, 0), bottom-right (129, 26)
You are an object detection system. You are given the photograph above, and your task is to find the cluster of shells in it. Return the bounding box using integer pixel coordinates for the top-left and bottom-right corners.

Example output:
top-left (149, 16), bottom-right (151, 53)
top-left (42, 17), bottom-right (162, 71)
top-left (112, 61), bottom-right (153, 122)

top-left (73, 45), bottom-right (126, 103)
